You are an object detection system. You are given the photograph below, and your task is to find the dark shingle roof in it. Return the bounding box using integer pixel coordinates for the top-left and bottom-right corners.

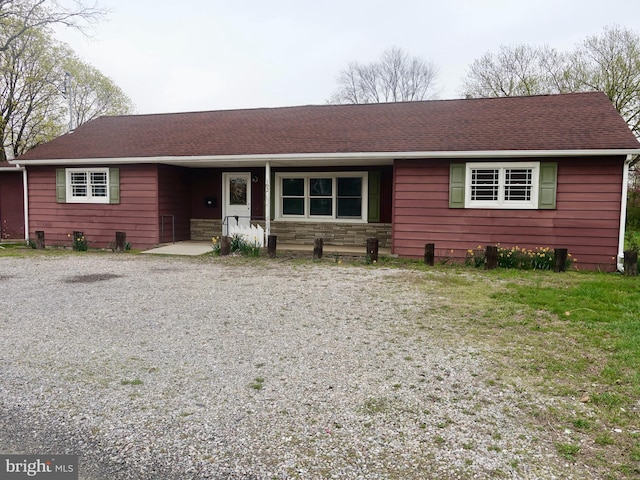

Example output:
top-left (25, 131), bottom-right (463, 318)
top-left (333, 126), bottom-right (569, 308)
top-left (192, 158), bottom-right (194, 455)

top-left (15, 92), bottom-right (640, 161)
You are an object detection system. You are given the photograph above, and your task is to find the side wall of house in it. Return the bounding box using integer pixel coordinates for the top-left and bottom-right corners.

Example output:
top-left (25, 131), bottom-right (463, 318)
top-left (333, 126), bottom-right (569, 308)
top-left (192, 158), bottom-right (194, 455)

top-left (158, 165), bottom-right (191, 243)
top-left (0, 171), bottom-right (25, 240)
top-left (392, 157), bottom-right (625, 271)
top-left (28, 164), bottom-right (160, 249)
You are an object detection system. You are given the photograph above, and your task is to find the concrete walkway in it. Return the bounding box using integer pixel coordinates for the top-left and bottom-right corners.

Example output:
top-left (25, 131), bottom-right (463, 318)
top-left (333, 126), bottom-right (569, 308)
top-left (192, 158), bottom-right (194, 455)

top-left (142, 241), bottom-right (212, 256)
top-left (142, 241), bottom-right (391, 257)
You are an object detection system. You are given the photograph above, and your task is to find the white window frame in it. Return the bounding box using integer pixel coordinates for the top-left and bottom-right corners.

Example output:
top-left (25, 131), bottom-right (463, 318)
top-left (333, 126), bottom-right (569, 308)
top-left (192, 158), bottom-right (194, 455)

top-left (66, 167), bottom-right (110, 204)
top-left (275, 172), bottom-right (369, 222)
top-left (465, 162), bottom-right (539, 209)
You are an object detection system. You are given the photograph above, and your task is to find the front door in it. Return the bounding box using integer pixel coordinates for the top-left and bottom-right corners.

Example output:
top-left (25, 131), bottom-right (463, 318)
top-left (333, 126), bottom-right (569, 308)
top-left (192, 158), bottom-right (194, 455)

top-left (222, 172), bottom-right (251, 236)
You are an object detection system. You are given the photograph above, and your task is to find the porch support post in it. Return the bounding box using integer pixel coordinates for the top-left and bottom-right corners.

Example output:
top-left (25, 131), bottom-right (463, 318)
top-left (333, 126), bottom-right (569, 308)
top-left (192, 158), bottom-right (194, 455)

top-left (265, 161), bottom-right (271, 238)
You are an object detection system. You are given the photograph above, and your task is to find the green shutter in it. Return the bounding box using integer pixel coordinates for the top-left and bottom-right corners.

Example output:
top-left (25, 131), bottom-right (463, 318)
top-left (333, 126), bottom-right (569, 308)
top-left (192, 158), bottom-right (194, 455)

top-left (109, 167), bottom-right (120, 204)
top-left (538, 162), bottom-right (557, 209)
top-left (449, 163), bottom-right (466, 208)
top-left (367, 171), bottom-right (381, 222)
top-left (56, 168), bottom-right (66, 203)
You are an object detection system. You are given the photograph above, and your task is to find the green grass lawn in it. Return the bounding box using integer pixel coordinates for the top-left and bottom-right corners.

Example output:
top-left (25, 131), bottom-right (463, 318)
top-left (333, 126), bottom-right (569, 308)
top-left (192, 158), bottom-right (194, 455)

top-left (412, 266), bottom-right (640, 479)
top-left (504, 273), bottom-right (639, 471)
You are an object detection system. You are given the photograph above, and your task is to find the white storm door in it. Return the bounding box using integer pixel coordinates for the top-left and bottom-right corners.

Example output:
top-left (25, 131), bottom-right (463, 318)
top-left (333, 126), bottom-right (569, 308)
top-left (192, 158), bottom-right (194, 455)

top-left (222, 172), bottom-right (251, 235)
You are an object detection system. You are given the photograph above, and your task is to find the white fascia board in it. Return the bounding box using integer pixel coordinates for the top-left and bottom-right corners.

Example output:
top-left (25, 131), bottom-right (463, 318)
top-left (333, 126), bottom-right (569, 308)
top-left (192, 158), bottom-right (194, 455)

top-left (0, 166), bottom-right (24, 171)
top-left (9, 149), bottom-right (640, 166)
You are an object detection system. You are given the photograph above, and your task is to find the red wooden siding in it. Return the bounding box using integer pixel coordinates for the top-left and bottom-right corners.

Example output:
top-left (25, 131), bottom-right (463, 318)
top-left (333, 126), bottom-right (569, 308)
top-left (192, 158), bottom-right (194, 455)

top-left (392, 157), bottom-right (625, 271)
top-left (249, 168), bottom-right (266, 220)
top-left (158, 165), bottom-right (191, 242)
top-left (0, 171), bottom-right (25, 239)
top-left (190, 169), bottom-right (221, 220)
top-left (28, 164), bottom-right (160, 249)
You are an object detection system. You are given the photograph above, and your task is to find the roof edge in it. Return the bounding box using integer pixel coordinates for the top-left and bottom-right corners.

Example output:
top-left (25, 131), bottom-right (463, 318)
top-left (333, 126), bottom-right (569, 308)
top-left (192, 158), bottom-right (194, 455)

top-left (52, 91), bottom-right (613, 120)
top-left (10, 149), bottom-right (640, 166)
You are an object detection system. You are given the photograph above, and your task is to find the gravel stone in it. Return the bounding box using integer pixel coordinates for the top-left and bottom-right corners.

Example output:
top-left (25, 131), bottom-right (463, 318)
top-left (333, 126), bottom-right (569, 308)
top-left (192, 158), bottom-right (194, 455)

top-left (0, 255), bottom-right (595, 479)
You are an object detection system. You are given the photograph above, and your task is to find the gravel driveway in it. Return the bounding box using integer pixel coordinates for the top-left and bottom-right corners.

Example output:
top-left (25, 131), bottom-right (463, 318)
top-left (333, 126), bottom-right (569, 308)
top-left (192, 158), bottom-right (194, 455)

top-left (0, 254), bottom-right (590, 479)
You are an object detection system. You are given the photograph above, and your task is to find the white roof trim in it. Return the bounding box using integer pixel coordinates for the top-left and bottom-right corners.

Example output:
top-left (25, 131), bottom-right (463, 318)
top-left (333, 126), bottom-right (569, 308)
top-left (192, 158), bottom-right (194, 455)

top-left (10, 149), bottom-right (640, 166)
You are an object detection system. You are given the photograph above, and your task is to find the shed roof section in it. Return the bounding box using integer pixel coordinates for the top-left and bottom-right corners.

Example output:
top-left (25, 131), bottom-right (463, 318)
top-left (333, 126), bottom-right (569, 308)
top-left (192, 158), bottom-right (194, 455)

top-left (15, 92), bottom-right (640, 162)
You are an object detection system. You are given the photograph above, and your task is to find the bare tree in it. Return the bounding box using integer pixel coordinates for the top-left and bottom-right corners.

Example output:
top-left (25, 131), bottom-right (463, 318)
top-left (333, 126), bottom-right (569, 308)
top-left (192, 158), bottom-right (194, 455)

top-left (461, 26), bottom-right (640, 138)
top-left (568, 26), bottom-right (640, 136)
top-left (461, 44), bottom-right (571, 98)
top-left (0, 0), bottom-right (105, 52)
top-left (329, 47), bottom-right (439, 104)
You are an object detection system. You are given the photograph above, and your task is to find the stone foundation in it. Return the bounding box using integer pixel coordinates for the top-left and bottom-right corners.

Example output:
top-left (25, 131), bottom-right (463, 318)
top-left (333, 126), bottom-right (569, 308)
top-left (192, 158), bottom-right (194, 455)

top-left (191, 219), bottom-right (222, 241)
top-left (190, 219), bottom-right (392, 248)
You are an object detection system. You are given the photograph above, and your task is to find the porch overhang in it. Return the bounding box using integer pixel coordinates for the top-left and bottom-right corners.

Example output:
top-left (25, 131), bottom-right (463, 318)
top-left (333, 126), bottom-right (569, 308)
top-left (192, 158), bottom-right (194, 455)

top-left (10, 148), bottom-right (640, 168)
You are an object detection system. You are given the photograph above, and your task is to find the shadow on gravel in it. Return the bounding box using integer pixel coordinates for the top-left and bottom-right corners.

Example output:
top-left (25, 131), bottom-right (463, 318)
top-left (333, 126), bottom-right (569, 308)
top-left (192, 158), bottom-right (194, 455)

top-left (64, 274), bottom-right (123, 284)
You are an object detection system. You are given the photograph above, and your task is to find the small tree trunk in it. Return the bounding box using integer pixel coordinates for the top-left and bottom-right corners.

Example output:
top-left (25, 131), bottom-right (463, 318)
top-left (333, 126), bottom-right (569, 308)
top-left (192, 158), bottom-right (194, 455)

top-left (220, 236), bottom-right (231, 256)
top-left (366, 238), bottom-right (379, 262)
top-left (313, 238), bottom-right (323, 259)
top-left (115, 231), bottom-right (126, 252)
top-left (267, 235), bottom-right (277, 258)
top-left (35, 231), bottom-right (45, 249)
top-left (424, 243), bottom-right (435, 266)
top-left (485, 246), bottom-right (498, 270)
top-left (624, 250), bottom-right (638, 276)
top-left (554, 248), bottom-right (568, 273)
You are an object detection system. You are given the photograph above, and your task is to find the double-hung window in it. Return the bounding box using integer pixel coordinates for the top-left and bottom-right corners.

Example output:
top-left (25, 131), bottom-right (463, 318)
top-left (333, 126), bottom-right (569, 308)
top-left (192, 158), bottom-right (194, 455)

top-left (67, 168), bottom-right (109, 203)
top-left (465, 162), bottom-right (539, 209)
top-left (336, 177), bottom-right (363, 217)
top-left (309, 178), bottom-right (333, 216)
top-left (282, 178), bottom-right (306, 215)
top-left (277, 173), bottom-right (367, 221)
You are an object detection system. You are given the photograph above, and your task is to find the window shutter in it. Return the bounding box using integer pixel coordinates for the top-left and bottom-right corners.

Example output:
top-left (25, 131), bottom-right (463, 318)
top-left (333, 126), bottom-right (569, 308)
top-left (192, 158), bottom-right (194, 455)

top-left (449, 163), bottom-right (466, 208)
top-left (538, 162), bottom-right (557, 209)
top-left (367, 171), bottom-right (381, 222)
top-left (56, 168), bottom-right (66, 203)
top-left (109, 167), bottom-right (120, 204)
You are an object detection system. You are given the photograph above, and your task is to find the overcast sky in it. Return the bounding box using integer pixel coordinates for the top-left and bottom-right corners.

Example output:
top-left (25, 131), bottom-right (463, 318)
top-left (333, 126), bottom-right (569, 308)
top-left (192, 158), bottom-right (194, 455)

top-left (55, 0), bottom-right (638, 115)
